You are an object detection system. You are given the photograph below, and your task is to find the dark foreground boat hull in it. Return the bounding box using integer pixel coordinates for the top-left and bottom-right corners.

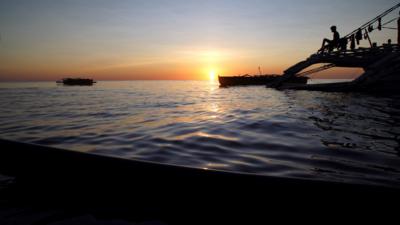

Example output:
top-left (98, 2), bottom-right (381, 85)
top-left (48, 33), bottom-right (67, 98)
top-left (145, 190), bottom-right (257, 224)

top-left (219, 75), bottom-right (308, 87)
top-left (0, 139), bottom-right (398, 223)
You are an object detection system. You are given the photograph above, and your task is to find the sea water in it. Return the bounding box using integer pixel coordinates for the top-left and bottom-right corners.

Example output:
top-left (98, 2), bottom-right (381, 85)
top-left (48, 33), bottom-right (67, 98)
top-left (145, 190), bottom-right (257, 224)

top-left (0, 80), bottom-right (399, 187)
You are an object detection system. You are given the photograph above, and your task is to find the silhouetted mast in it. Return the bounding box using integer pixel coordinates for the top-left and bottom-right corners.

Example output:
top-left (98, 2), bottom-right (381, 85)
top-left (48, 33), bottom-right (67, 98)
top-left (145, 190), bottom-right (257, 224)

top-left (343, 3), bottom-right (400, 40)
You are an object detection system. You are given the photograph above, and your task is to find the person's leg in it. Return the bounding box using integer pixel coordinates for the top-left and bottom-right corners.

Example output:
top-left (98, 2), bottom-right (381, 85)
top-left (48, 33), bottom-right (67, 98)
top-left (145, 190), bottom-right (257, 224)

top-left (321, 38), bottom-right (328, 49)
top-left (319, 39), bottom-right (332, 53)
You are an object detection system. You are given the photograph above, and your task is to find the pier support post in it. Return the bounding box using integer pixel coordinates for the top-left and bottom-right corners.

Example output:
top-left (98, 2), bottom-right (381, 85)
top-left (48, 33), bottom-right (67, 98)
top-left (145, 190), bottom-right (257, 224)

top-left (398, 11), bottom-right (400, 44)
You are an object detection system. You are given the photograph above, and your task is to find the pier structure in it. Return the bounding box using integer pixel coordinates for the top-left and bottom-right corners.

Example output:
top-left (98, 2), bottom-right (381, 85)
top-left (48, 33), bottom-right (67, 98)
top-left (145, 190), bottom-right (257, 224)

top-left (270, 4), bottom-right (400, 93)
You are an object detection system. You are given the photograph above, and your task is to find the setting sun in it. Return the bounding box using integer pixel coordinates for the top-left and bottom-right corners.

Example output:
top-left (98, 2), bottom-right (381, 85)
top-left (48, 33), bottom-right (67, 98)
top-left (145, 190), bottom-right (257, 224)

top-left (209, 70), bottom-right (216, 81)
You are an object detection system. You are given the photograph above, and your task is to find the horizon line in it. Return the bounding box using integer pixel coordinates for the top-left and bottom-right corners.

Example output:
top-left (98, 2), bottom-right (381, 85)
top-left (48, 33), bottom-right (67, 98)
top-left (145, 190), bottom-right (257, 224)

top-left (0, 78), bottom-right (353, 82)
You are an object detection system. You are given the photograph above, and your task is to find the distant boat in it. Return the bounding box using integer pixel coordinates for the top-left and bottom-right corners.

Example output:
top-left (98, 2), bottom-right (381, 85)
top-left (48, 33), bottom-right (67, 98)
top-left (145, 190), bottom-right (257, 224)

top-left (56, 78), bottom-right (96, 86)
top-left (218, 75), bottom-right (308, 87)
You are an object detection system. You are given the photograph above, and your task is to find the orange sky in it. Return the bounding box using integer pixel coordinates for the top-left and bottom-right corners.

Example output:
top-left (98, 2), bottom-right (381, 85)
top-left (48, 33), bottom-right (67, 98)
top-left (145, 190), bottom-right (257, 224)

top-left (0, 0), bottom-right (398, 81)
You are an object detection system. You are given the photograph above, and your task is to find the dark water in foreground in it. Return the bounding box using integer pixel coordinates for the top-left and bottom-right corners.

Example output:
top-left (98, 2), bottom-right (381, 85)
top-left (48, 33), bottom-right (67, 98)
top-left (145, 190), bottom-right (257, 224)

top-left (0, 80), bottom-right (400, 187)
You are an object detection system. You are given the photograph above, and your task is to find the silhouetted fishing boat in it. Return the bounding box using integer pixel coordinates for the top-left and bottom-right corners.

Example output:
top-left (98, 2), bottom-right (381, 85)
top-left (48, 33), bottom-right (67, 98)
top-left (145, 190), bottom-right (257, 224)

top-left (218, 74), bottom-right (308, 87)
top-left (56, 78), bottom-right (96, 86)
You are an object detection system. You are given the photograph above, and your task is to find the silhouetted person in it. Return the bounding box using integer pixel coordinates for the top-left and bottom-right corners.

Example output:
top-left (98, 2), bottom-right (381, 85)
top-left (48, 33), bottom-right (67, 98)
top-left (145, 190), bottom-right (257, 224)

top-left (319, 26), bottom-right (340, 53)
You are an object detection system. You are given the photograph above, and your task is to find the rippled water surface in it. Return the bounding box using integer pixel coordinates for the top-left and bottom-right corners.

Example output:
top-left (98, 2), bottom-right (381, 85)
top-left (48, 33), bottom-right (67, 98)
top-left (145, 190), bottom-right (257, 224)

top-left (1, 81), bottom-right (400, 187)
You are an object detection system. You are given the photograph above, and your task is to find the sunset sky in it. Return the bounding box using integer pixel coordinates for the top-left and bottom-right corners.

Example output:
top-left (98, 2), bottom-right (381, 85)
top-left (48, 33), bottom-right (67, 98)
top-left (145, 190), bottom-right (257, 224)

top-left (0, 0), bottom-right (399, 81)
